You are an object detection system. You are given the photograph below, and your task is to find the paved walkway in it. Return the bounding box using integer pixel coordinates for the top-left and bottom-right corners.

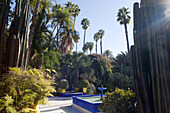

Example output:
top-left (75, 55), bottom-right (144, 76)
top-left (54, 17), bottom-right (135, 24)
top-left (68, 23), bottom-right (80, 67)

top-left (38, 97), bottom-right (88, 113)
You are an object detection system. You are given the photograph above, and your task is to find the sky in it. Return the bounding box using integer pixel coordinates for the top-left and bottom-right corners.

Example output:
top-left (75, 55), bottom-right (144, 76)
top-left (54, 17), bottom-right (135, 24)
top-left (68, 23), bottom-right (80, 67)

top-left (54, 0), bottom-right (140, 57)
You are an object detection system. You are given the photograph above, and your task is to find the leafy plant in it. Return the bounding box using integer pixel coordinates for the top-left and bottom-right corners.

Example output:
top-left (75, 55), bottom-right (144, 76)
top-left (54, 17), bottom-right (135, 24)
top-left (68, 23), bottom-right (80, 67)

top-left (0, 94), bottom-right (16, 113)
top-left (99, 88), bottom-right (137, 113)
top-left (106, 72), bottom-right (133, 90)
top-left (86, 84), bottom-right (96, 95)
top-left (0, 67), bottom-right (55, 112)
top-left (79, 79), bottom-right (90, 88)
top-left (59, 79), bottom-right (69, 89)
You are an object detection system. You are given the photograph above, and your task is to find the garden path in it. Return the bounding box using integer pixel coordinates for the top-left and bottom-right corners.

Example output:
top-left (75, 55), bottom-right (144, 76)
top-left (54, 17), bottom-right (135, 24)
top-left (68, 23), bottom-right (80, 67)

top-left (38, 97), bottom-right (88, 113)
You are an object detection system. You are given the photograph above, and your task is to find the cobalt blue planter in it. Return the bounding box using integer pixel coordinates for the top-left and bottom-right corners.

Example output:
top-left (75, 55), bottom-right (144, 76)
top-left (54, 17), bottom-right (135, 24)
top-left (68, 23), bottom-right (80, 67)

top-left (73, 95), bottom-right (102, 113)
top-left (59, 93), bottom-right (83, 97)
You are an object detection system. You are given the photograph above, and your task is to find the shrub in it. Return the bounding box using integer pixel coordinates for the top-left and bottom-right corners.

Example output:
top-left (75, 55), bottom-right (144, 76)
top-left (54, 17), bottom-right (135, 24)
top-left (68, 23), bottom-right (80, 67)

top-left (86, 84), bottom-right (96, 95)
top-left (0, 67), bottom-right (55, 112)
top-left (99, 88), bottom-right (137, 113)
top-left (79, 79), bottom-right (90, 89)
top-left (106, 72), bottom-right (133, 91)
top-left (59, 79), bottom-right (69, 89)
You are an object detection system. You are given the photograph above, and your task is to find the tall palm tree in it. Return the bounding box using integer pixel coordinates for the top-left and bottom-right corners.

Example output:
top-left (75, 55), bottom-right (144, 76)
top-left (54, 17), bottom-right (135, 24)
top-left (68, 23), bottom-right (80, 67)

top-left (103, 50), bottom-right (112, 58)
top-left (98, 29), bottom-right (105, 55)
top-left (72, 4), bottom-right (80, 27)
top-left (52, 6), bottom-right (73, 49)
top-left (117, 7), bottom-right (131, 53)
top-left (81, 18), bottom-right (90, 46)
top-left (88, 42), bottom-right (94, 54)
top-left (93, 32), bottom-right (100, 54)
top-left (51, 4), bottom-right (61, 35)
top-left (59, 27), bottom-right (74, 54)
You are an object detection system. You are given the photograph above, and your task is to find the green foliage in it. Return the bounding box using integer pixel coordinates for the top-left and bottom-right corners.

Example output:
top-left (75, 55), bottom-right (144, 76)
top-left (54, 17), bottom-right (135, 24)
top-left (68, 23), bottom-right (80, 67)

top-left (81, 18), bottom-right (90, 30)
top-left (99, 88), bottom-right (137, 113)
top-left (79, 79), bottom-right (90, 88)
top-left (43, 50), bottom-right (60, 70)
top-left (59, 79), bottom-right (69, 89)
top-left (103, 50), bottom-right (112, 59)
top-left (86, 84), bottom-right (96, 95)
top-left (106, 72), bottom-right (133, 90)
top-left (89, 54), bottom-right (112, 86)
top-left (0, 94), bottom-right (16, 113)
top-left (31, 50), bottom-right (60, 71)
top-left (117, 7), bottom-right (131, 25)
top-left (111, 52), bottom-right (130, 76)
top-left (0, 67), bottom-right (55, 112)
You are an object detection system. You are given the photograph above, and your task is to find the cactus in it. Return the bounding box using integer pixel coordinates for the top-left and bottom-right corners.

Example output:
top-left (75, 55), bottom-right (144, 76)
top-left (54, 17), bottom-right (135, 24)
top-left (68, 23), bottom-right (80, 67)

top-left (131, 1), bottom-right (170, 113)
top-left (0, 0), bottom-right (31, 74)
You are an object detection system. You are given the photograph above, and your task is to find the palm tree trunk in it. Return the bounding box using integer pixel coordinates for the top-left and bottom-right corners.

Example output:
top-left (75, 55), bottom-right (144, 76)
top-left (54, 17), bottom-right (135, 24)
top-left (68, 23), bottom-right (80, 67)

top-left (52, 23), bottom-right (59, 35)
top-left (76, 43), bottom-right (77, 52)
top-left (74, 16), bottom-right (76, 27)
top-left (51, 20), bottom-right (63, 50)
top-left (28, 0), bottom-right (40, 65)
top-left (83, 29), bottom-right (86, 46)
top-left (124, 24), bottom-right (130, 53)
top-left (96, 41), bottom-right (97, 54)
top-left (100, 38), bottom-right (102, 54)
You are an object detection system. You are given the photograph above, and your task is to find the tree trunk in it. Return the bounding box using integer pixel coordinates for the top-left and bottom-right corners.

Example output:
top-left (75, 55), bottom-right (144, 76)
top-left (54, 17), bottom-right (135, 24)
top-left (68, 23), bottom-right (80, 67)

top-left (74, 16), bottom-right (76, 27)
top-left (124, 24), bottom-right (130, 53)
top-left (51, 20), bottom-right (63, 50)
top-left (76, 43), bottom-right (77, 52)
top-left (28, 0), bottom-right (40, 65)
top-left (96, 41), bottom-right (97, 54)
top-left (100, 38), bottom-right (102, 54)
top-left (83, 29), bottom-right (86, 46)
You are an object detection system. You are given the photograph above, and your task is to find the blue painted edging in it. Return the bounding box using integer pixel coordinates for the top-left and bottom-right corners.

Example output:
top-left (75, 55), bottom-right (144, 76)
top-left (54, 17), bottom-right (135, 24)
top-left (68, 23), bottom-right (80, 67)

top-left (60, 93), bottom-right (83, 97)
top-left (73, 95), bottom-right (102, 113)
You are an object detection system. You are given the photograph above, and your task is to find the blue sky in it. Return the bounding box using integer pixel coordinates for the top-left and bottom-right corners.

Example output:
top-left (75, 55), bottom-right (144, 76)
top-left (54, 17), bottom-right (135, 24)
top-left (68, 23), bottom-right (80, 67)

top-left (55, 0), bottom-right (140, 57)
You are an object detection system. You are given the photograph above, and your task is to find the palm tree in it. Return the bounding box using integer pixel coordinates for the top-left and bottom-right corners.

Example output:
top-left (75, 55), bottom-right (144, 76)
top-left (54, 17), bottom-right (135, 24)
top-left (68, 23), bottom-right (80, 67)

top-left (117, 7), bottom-right (131, 53)
top-left (51, 4), bottom-right (61, 35)
top-left (98, 29), bottom-right (105, 55)
top-left (81, 18), bottom-right (90, 46)
top-left (52, 6), bottom-right (73, 49)
top-left (103, 50), bottom-right (112, 58)
top-left (112, 52), bottom-right (130, 76)
top-left (88, 42), bottom-right (94, 54)
top-left (82, 43), bottom-right (88, 53)
top-left (72, 4), bottom-right (80, 27)
top-left (59, 27), bottom-right (74, 54)
top-left (93, 32), bottom-right (100, 54)
top-left (73, 30), bottom-right (80, 52)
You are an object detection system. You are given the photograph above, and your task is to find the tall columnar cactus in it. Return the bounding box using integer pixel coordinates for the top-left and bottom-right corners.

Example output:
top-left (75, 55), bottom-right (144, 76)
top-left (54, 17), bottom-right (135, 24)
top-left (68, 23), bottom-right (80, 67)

top-left (0, 0), bottom-right (31, 74)
top-left (131, 0), bottom-right (170, 113)
top-left (0, 0), bottom-right (11, 74)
